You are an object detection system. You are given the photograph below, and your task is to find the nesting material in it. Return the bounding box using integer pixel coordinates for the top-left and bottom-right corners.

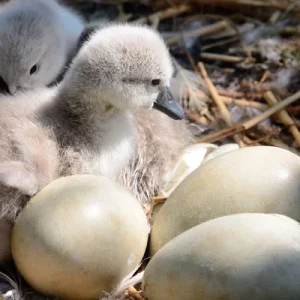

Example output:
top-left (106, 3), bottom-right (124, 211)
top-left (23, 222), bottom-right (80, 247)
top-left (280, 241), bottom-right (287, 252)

top-left (150, 146), bottom-right (300, 255)
top-left (11, 175), bottom-right (149, 300)
top-left (144, 213), bottom-right (300, 300)
top-left (0, 220), bottom-right (12, 263)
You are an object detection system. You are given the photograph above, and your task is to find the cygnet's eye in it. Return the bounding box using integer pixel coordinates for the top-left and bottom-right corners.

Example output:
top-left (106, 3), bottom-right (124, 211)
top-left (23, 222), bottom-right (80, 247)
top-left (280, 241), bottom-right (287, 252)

top-left (151, 79), bottom-right (161, 86)
top-left (30, 64), bottom-right (39, 75)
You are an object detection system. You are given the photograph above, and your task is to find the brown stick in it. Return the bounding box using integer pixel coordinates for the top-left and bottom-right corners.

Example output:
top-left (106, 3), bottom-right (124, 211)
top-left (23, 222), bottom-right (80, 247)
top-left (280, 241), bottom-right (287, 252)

top-left (166, 20), bottom-right (228, 46)
top-left (218, 89), bottom-right (263, 100)
top-left (193, 0), bottom-right (300, 12)
top-left (286, 105), bottom-right (300, 114)
top-left (264, 91), bottom-right (300, 147)
top-left (198, 62), bottom-right (244, 146)
top-left (201, 52), bottom-right (245, 63)
top-left (134, 4), bottom-right (191, 24)
top-left (220, 96), bottom-right (268, 111)
top-left (198, 90), bottom-right (300, 143)
top-left (127, 286), bottom-right (143, 300)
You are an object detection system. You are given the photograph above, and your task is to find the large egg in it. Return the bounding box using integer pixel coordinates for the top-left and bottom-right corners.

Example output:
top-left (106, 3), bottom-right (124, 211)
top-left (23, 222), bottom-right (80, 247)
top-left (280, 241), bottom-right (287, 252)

top-left (12, 175), bottom-right (149, 300)
top-left (144, 213), bottom-right (300, 300)
top-left (150, 146), bottom-right (300, 254)
top-left (0, 219), bottom-right (12, 263)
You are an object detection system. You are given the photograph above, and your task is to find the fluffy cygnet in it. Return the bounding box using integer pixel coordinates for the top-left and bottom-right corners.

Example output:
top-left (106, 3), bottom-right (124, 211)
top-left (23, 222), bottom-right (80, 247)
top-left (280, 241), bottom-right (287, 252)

top-left (0, 0), bottom-right (84, 94)
top-left (0, 23), bottom-right (193, 224)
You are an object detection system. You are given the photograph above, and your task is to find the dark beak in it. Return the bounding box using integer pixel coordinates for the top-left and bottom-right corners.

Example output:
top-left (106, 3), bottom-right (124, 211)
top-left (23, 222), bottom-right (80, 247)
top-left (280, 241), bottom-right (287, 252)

top-left (153, 87), bottom-right (185, 120)
top-left (0, 76), bottom-right (9, 95)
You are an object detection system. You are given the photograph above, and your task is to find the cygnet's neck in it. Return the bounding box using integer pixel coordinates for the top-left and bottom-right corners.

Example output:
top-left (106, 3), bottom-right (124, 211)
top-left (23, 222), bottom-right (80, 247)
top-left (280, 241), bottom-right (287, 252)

top-left (44, 78), bottom-right (137, 154)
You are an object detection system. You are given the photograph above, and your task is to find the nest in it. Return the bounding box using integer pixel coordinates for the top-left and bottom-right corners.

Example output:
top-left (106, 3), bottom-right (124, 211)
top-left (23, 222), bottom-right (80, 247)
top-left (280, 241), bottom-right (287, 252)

top-left (68, 1), bottom-right (300, 299)
top-left (1, 0), bottom-right (300, 299)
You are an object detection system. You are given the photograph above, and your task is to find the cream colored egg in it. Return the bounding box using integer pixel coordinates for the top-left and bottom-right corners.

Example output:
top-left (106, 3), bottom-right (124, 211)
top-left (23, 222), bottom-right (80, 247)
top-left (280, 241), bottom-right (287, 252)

top-left (12, 175), bottom-right (149, 300)
top-left (144, 213), bottom-right (300, 300)
top-left (0, 219), bottom-right (12, 263)
top-left (150, 146), bottom-right (300, 255)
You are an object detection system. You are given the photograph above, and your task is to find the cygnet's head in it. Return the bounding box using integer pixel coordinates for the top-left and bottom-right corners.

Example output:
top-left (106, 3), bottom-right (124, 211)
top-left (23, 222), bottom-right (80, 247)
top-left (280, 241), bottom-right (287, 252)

top-left (0, 1), bottom-right (66, 94)
top-left (68, 23), bottom-right (184, 119)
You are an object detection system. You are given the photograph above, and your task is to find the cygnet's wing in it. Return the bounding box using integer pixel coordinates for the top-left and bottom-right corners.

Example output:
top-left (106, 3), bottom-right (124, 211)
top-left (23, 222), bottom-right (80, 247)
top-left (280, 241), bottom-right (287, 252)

top-left (0, 87), bottom-right (57, 115)
top-left (0, 88), bottom-right (59, 221)
top-left (0, 161), bottom-right (39, 196)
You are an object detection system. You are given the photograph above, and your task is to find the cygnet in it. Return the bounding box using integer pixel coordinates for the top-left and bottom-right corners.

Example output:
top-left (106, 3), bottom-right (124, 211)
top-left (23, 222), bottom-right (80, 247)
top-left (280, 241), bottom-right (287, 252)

top-left (0, 23), bottom-right (193, 226)
top-left (0, 0), bottom-right (84, 94)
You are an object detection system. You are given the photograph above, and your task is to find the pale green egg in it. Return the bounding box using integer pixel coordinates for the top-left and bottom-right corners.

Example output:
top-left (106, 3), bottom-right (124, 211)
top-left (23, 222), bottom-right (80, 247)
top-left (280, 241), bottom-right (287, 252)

top-left (12, 174), bottom-right (149, 300)
top-left (150, 146), bottom-right (300, 255)
top-left (144, 213), bottom-right (300, 300)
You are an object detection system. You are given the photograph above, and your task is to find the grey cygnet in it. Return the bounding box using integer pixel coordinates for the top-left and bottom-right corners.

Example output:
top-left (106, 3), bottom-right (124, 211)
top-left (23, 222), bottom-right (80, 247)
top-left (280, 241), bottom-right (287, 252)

top-left (0, 0), bottom-right (84, 94)
top-left (0, 23), bottom-right (193, 228)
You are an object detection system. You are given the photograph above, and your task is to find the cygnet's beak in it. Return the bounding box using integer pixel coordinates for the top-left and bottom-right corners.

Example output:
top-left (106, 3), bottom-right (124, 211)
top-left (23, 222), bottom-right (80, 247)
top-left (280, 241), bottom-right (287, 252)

top-left (0, 77), bottom-right (9, 95)
top-left (153, 87), bottom-right (185, 120)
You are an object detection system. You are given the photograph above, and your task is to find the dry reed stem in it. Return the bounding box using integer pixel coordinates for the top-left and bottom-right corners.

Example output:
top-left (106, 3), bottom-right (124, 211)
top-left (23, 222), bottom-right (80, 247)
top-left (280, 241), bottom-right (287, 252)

top-left (200, 52), bottom-right (245, 63)
top-left (198, 90), bottom-right (300, 143)
top-left (248, 133), bottom-right (299, 154)
top-left (194, 0), bottom-right (300, 12)
top-left (220, 96), bottom-right (268, 111)
top-left (166, 20), bottom-right (228, 45)
top-left (152, 196), bottom-right (167, 204)
top-left (127, 286), bottom-right (143, 300)
top-left (264, 138), bottom-right (299, 154)
top-left (264, 91), bottom-right (300, 147)
top-left (287, 106), bottom-right (300, 114)
top-left (198, 62), bottom-right (245, 146)
top-left (218, 90), bottom-right (263, 100)
top-left (134, 4), bottom-right (191, 24)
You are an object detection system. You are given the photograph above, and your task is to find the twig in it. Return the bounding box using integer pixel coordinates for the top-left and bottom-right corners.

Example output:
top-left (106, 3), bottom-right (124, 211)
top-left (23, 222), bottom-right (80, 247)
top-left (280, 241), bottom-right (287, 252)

top-left (286, 105), bottom-right (300, 114)
top-left (198, 62), bottom-right (244, 146)
top-left (200, 52), bottom-right (245, 63)
top-left (218, 90), bottom-right (263, 100)
top-left (127, 286), bottom-right (143, 300)
top-left (221, 96), bottom-right (268, 111)
top-left (248, 132), bottom-right (299, 155)
top-left (193, 0), bottom-right (300, 12)
top-left (166, 20), bottom-right (228, 45)
top-left (133, 4), bottom-right (191, 25)
top-left (243, 135), bottom-right (263, 146)
top-left (152, 196), bottom-right (167, 204)
top-left (264, 138), bottom-right (299, 154)
top-left (201, 36), bottom-right (239, 51)
top-left (264, 91), bottom-right (300, 147)
top-left (198, 91), bottom-right (300, 143)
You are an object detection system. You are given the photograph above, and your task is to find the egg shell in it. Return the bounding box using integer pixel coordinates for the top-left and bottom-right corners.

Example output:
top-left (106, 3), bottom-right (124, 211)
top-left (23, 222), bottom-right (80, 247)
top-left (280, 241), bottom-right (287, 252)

top-left (150, 146), bottom-right (300, 255)
top-left (160, 143), bottom-right (214, 197)
top-left (12, 175), bottom-right (149, 300)
top-left (144, 213), bottom-right (300, 300)
top-left (201, 143), bottom-right (239, 164)
top-left (0, 219), bottom-right (12, 263)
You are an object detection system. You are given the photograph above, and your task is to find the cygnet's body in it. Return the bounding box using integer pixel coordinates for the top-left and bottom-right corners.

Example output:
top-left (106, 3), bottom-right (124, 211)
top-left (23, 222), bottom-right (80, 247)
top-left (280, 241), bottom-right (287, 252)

top-left (0, 0), bottom-right (84, 94)
top-left (0, 24), bottom-right (193, 224)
